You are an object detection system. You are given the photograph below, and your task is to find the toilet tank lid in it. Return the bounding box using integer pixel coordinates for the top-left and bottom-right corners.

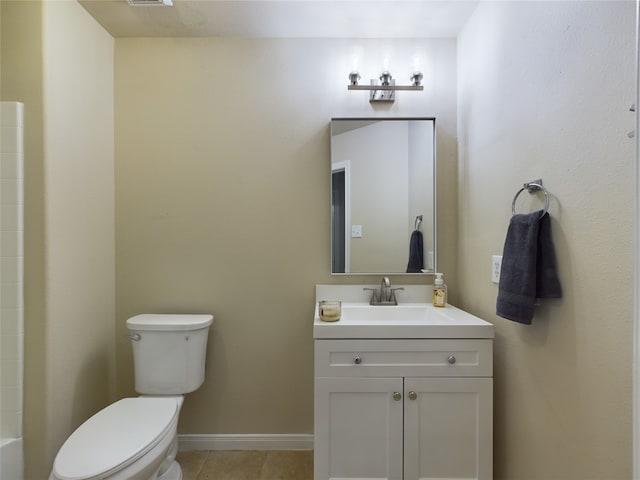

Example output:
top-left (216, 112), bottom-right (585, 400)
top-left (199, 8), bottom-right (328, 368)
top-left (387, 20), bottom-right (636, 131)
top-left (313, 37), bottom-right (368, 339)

top-left (127, 314), bottom-right (213, 331)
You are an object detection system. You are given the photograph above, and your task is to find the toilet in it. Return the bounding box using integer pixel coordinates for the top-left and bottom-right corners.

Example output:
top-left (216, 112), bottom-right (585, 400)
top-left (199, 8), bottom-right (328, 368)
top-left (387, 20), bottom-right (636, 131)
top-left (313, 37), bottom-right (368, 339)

top-left (49, 313), bottom-right (213, 480)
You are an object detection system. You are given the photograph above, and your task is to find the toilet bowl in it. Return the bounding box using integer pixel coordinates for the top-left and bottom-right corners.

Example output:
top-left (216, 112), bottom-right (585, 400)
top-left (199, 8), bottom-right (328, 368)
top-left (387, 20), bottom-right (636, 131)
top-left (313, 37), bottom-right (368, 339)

top-left (50, 396), bottom-right (183, 480)
top-left (50, 314), bottom-right (213, 480)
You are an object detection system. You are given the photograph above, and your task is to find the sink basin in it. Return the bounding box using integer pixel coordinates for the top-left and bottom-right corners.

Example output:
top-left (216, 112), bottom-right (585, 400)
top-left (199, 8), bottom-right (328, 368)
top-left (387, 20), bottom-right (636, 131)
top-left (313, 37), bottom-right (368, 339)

top-left (314, 301), bottom-right (494, 339)
top-left (341, 304), bottom-right (432, 323)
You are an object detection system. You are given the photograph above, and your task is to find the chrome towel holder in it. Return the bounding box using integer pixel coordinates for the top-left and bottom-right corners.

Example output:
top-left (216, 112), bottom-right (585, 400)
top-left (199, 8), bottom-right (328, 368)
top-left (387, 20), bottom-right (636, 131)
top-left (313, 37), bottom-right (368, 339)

top-left (414, 214), bottom-right (423, 231)
top-left (511, 179), bottom-right (550, 215)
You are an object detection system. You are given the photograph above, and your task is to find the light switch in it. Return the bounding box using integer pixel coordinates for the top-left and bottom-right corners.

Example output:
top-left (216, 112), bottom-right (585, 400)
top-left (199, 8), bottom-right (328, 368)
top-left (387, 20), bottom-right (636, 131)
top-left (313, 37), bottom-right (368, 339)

top-left (492, 255), bottom-right (502, 283)
top-left (351, 225), bottom-right (362, 238)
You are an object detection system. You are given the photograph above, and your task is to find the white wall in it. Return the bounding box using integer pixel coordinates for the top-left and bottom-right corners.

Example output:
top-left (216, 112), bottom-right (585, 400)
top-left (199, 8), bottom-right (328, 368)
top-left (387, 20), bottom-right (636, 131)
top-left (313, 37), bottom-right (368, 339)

top-left (332, 121), bottom-right (409, 272)
top-left (457, 2), bottom-right (635, 478)
top-left (408, 120), bottom-right (435, 270)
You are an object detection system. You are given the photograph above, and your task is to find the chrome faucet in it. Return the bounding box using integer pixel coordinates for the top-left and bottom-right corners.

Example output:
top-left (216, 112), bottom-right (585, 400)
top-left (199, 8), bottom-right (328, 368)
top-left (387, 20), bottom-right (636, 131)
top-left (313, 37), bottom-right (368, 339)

top-left (364, 277), bottom-right (404, 305)
top-left (380, 276), bottom-right (391, 302)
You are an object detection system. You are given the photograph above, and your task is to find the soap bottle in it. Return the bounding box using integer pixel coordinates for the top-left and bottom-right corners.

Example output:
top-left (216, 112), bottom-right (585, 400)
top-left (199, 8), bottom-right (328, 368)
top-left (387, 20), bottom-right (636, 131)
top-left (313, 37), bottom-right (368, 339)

top-left (433, 273), bottom-right (447, 307)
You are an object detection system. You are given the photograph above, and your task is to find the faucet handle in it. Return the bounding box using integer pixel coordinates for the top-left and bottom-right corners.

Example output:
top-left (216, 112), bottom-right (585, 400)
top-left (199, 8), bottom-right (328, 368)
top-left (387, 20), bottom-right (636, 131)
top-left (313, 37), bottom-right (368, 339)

top-left (363, 287), bottom-right (378, 305)
top-left (390, 287), bottom-right (404, 304)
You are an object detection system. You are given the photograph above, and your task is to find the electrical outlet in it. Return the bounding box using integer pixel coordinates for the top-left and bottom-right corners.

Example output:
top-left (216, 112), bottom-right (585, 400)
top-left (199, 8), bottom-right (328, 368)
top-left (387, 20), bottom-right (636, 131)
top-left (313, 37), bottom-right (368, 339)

top-left (491, 255), bottom-right (502, 284)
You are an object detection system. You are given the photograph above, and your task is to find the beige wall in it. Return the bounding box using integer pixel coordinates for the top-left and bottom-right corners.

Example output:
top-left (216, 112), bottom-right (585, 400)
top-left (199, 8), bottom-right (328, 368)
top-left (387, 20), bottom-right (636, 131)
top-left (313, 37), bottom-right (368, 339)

top-left (1, 1), bottom-right (115, 477)
top-left (457, 2), bottom-right (635, 478)
top-left (1, 0), bottom-right (635, 477)
top-left (1, 2), bottom-right (48, 475)
top-left (42, 0), bottom-right (115, 466)
top-left (114, 38), bottom-right (458, 434)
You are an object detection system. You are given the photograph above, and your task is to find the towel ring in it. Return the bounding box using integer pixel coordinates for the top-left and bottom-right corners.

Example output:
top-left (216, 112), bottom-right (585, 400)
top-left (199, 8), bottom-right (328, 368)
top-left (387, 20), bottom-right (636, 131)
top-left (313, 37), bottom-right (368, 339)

top-left (511, 180), bottom-right (550, 215)
top-left (414, 215), bottom-right (423, 231)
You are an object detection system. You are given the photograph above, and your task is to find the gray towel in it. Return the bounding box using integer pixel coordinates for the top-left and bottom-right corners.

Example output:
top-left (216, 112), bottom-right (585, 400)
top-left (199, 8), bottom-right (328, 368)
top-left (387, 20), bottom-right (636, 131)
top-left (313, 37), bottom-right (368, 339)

top-left (406, 230), bottom-right (424, 273)
top-left (496, 210), bottom-right (562, 324)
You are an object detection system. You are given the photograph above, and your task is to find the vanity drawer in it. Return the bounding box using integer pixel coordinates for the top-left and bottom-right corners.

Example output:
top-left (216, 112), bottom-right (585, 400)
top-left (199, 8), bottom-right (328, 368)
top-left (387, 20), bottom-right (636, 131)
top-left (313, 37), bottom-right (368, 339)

top-left (314, 339), bottom-right (492, 377)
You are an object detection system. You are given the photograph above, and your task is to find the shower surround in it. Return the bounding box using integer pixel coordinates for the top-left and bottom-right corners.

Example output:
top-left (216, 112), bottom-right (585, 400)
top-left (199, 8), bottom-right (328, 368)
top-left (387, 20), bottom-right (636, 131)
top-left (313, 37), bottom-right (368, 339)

top-left (1, 101), bottom-right (24, 480)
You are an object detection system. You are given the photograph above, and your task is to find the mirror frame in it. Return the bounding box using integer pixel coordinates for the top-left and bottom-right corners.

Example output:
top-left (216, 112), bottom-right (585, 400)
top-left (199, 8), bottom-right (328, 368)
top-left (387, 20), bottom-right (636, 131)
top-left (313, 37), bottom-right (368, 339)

top-left (330, 117), bottom-right (437, 276)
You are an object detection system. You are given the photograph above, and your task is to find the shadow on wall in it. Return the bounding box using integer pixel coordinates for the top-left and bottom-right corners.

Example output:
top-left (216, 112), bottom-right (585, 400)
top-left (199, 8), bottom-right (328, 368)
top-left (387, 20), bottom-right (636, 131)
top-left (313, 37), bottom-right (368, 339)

top-left (70, 350), bottom-right (113, 435)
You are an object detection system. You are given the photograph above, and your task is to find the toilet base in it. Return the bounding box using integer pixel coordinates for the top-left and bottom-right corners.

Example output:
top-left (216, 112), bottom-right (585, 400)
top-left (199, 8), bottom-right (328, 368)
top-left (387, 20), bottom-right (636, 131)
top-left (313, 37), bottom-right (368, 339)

top-left (157, 461), bottom-right (181, 480)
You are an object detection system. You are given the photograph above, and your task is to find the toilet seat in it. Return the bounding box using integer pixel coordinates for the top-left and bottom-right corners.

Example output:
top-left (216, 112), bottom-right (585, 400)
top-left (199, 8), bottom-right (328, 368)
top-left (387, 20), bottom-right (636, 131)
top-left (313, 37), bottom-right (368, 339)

top-left (52, 396), bottom-right (180, 480)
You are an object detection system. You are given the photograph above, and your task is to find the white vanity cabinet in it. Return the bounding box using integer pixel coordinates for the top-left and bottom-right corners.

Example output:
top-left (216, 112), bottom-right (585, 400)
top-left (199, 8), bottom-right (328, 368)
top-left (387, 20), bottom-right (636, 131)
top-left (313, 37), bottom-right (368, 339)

top-left (313, 338), bottom-right (493, 480)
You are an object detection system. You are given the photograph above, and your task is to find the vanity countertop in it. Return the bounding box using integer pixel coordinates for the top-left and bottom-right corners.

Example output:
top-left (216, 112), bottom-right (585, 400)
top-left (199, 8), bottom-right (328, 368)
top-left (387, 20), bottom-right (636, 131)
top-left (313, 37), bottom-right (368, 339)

top-left (314, 285), bottom-right (495, 340)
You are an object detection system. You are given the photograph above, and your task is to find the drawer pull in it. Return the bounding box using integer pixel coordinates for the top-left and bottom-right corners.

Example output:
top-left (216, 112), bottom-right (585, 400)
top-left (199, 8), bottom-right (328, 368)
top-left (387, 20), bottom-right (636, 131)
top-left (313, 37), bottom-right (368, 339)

top-left (353, 355), bottom-right (362, 365)
top-left (392, 392), bottom-right (402, 401)
top-left (447, 355), bottom-right (457, 364)
top-left (408, 391), bottom-right (417, 400)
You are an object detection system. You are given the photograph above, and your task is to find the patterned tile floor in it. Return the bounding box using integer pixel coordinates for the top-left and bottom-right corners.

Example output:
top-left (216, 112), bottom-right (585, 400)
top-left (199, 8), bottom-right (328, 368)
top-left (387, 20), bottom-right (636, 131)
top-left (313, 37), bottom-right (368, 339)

top-left (176, 450), bottom-right (313, 480)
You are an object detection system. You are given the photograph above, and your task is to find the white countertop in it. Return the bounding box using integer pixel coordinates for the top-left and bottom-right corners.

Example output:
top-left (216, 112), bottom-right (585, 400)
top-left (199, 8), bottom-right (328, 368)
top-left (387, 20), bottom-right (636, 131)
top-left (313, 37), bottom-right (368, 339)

top-left (314, 285), bottom-right (495, 340)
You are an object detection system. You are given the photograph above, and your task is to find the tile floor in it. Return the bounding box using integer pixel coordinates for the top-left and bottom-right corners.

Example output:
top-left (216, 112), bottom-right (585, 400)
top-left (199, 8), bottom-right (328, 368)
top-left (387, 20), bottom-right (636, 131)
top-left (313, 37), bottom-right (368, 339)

top-left (176, 450), bottom-right (313, 480)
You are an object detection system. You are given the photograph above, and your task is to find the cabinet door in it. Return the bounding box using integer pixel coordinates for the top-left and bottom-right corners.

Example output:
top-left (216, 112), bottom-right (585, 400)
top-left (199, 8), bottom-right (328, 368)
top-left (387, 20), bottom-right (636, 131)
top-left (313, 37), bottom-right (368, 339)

top-left (315, 377), bottom-right (404, 480)
top-left (403, 377), bottom-right (493, 480)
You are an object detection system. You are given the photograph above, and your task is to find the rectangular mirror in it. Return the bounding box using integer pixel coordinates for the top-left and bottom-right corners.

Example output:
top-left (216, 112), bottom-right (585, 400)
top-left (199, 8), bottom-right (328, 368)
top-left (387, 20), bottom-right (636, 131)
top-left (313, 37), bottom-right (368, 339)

top-left (330, 118), bottom-right (436, 275)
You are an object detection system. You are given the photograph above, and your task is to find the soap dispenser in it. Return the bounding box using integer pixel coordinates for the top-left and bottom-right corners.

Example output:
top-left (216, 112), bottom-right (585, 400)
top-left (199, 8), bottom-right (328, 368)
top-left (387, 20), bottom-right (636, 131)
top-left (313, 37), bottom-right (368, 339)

top-left (433, 273), bottom-right (447, 307)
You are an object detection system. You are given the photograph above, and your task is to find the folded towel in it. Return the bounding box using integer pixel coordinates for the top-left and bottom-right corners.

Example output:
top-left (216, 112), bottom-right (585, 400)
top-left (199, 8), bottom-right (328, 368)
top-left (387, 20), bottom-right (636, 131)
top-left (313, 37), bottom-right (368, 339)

top-left (406, 230), bottom-right (424, 273)
top-left (496, 210), bottom-right (562, 324)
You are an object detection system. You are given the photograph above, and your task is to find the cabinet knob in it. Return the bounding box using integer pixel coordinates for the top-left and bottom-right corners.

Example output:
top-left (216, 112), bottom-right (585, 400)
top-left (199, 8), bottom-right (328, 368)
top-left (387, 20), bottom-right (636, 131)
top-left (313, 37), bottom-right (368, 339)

top-left (447, 355), bottom-right (457, 364)
top-left (408, 391), bottom-right (417, 400)
top-left (353, 355), bottom-right (362, 365)
top-left (392, 392), bottom-right (402, 401)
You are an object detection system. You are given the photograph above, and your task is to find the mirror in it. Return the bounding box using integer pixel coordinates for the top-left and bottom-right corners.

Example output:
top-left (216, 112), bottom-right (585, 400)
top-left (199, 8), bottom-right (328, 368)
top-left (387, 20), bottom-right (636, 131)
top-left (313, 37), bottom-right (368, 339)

top-left (330, 118), bottom-right (436, 275)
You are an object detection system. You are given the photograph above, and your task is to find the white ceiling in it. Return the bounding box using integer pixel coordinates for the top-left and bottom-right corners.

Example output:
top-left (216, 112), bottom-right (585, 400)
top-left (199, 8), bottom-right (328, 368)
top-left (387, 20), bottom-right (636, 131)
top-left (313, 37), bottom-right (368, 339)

top-left (78, 0), bottom-right (479, 38)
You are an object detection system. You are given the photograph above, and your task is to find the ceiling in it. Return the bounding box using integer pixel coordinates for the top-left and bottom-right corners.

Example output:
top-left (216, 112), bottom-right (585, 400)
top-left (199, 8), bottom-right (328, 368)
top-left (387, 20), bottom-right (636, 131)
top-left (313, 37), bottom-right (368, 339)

top-left (78, 0), bottom-right (479, 38)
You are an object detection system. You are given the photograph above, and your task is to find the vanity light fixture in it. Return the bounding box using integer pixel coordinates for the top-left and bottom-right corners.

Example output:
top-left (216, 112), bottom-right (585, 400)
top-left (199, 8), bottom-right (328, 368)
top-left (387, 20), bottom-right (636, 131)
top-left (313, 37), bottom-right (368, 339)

top-left (349, 71), bottom-right (361, 86)
top-left (411, 71), bottom-right (423, 87)
top-left (348, 70), bottom-right (424, 103)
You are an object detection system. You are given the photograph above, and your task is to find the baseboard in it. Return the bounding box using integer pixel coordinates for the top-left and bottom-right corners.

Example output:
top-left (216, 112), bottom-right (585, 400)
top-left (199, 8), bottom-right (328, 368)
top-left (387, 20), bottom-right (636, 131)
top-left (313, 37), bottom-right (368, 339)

top-left (178, 433), bottom-right (314, 451)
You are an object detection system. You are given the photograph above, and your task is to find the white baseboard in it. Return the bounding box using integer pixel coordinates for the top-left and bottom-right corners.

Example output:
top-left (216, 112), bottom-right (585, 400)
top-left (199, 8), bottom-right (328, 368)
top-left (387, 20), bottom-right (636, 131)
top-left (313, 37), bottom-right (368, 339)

top-left (178, 433), bottom-right (314, 451)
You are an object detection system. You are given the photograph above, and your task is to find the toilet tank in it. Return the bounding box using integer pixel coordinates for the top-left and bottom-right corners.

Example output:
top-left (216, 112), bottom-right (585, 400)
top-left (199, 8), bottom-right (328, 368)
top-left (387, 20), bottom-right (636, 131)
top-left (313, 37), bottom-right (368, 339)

top-left (127, 314), bottom-right (213, 395)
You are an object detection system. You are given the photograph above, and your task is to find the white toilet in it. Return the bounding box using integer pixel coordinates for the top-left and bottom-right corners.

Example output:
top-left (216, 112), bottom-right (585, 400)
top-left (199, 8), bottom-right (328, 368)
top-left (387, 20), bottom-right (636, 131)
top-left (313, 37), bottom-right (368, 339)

top-left (50, 313), bottom-right (213, 480)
